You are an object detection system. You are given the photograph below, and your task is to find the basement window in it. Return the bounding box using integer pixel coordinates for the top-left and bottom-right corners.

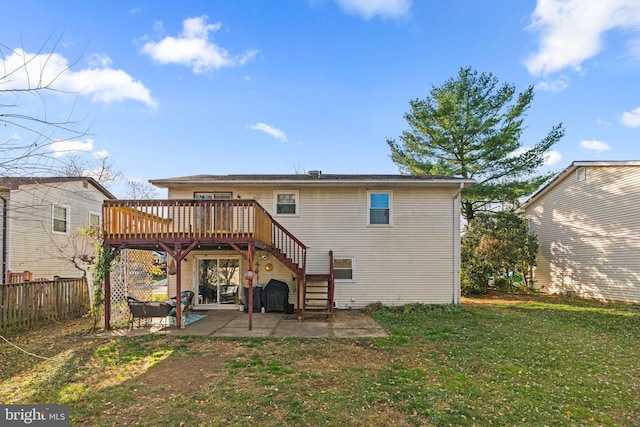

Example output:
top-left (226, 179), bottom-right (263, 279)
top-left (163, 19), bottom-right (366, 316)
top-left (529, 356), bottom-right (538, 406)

top-left (334, 257), bottom-right (355, 281)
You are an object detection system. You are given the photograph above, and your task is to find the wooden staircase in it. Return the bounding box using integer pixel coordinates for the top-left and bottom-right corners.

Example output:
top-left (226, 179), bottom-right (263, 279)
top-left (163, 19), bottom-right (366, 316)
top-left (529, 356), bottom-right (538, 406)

top-left (303, 250), bottom-right (335, 320)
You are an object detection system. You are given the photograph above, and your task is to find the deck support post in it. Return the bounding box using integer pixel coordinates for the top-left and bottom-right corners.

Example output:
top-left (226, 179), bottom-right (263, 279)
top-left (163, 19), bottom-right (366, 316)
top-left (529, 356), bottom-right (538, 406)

top-left (159, 241), bottom-right (199, 328)
top-left (104, 268), bottom-right (111, 331)
top-left (247, 244), bottom-right (255, 331)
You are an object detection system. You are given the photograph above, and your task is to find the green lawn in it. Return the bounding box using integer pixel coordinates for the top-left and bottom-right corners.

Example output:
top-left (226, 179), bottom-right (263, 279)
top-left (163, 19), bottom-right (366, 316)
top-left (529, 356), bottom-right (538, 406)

top-left (1, 295), bottom-right (638, 426)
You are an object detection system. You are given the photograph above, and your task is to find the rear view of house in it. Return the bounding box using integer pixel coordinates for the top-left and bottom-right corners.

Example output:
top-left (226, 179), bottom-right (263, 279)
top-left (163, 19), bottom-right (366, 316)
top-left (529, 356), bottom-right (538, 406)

top-left (101, 173), bottom-right (473, 327)
top-left (519, 161), bottom-right (640, 303)
top-left (0, 177), bottom-right (115, 282)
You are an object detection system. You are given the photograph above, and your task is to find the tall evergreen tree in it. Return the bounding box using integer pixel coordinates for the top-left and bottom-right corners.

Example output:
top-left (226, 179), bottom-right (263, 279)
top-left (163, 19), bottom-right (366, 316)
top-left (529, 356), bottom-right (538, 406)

top-left (387, 67), bottom-right (564, 222)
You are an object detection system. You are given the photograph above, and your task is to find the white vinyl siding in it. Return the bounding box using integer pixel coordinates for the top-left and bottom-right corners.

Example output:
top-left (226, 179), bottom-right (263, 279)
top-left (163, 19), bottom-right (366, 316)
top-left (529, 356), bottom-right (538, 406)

top-left (168, 184), bottom-right (460, 307)
top-left (524, 165), bottom-right (640, 303)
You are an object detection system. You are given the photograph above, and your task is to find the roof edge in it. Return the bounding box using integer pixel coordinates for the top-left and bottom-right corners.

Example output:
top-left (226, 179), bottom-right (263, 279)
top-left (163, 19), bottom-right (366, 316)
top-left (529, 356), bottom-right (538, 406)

top-left (0, 176), bottom-right (116, 200)
top-left (149, 174), bottom-right (475, 189)
top-left (518, 160), bottom-right (640, 212)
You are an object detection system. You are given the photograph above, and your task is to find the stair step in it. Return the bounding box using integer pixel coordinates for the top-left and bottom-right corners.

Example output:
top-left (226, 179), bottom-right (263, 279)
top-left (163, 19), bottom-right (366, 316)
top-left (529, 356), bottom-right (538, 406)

top-left (306, 274), bottom-right (331, 281)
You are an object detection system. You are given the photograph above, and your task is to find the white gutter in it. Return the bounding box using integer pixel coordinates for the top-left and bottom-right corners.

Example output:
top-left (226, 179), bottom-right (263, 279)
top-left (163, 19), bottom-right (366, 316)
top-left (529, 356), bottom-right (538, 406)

top-left (150, 177), bottom-right (475, 189)
top-left (452, 182), bottom-right (464, 304)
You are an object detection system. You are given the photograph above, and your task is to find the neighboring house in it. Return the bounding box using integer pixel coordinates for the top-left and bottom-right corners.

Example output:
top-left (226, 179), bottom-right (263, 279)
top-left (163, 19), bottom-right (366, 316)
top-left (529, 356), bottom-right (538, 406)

top-left (518, 161), bottom-right (640, 303)
top-left (101, 172), bottom-right (473, 324)
top-left (0, 177), bottom-right (116, 283)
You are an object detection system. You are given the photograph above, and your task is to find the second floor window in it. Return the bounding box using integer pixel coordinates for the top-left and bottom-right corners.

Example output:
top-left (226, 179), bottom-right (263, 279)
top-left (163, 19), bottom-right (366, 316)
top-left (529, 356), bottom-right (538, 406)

top-left (53, 205), bottom-right (69, 234)
top-left (274, 191), bottom-right (299, 216)
top-left (368, 191), bottom-right (392, 225)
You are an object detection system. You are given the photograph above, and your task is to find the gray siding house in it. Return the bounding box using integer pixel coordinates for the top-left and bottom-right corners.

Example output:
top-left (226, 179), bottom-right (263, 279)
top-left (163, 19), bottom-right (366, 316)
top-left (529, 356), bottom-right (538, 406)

top-left (0, 177), bottom-right (115, 282)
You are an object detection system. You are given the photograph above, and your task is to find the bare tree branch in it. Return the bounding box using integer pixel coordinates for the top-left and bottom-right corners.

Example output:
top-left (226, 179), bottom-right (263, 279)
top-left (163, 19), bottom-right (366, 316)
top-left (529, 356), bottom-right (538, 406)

top-left (1, 34), bottom-right (90, 177)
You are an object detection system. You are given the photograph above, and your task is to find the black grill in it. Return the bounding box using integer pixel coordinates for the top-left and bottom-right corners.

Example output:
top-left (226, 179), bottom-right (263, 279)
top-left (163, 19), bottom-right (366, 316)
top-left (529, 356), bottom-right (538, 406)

top-left (261, 279), bottom-right (289, 312)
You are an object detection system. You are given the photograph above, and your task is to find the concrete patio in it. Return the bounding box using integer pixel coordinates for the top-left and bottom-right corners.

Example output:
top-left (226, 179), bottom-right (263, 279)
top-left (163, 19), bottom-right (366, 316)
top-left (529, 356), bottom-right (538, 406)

top-left (103, 310), bottom-right (388, 338)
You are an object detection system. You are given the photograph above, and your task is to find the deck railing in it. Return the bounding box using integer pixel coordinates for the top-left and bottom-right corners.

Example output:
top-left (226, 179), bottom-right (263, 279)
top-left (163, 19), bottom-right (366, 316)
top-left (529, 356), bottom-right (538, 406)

top-left (103, 199), bottom-right (273, 245)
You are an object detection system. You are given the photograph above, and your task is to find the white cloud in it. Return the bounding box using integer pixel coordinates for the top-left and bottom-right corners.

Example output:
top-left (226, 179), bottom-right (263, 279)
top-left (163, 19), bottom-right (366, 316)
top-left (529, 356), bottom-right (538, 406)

top-left (249, 123), bottom-right (288, 142)
top-left (627, 38), bottom-right (640, 59)
top-left (49, 138), bottom-right (94, 157)
top-left (68, 67), bottom-right (156, 106)
top-left (508, 147), bottom-right (529, 158)
top-left (141, 15), bottom-right (257, 74)
top-left (525, 0), bottom-right (640, 76)
top-left (580, 139), bottom-right (611, 151)
top-left (93, 149), bottom-right (110, 159)
top-left (86, 53), bottom-right (112, 68)
top-left (544, 150), bottom-right (563, 166)
top-left (508, 147), bottom-right (562, 167)
top-left (536, 76), bottom-right (569, 92)
top-left (0, 49), bottom-right (156, 107)
top-left (334, 0), bottom-right (411, 20)
top-left (620, 106), bottom-right (640, 127)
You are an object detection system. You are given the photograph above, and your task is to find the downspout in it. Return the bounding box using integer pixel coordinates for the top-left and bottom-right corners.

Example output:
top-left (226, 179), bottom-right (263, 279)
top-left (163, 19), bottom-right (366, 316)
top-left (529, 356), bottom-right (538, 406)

top-left (452, 183), bottom-right (464, 304)
top-left (0, 195), bottom-right (7, 284)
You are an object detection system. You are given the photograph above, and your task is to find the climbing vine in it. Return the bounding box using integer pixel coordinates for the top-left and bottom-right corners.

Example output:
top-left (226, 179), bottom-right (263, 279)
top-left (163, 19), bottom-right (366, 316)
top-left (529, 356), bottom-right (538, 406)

top-left (88, 244), bottom-right (119, 332)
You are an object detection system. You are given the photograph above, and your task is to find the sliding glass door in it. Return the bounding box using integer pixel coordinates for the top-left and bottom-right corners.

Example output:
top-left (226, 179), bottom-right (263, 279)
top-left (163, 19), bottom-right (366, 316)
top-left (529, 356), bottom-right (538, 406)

top-left (196, 257), bottom-right (240, 306)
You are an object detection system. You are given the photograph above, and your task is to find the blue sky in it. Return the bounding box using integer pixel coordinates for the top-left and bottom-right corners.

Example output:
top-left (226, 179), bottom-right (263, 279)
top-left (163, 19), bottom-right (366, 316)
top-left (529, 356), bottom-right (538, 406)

top-left (1, 0), bottom-right (640, 197)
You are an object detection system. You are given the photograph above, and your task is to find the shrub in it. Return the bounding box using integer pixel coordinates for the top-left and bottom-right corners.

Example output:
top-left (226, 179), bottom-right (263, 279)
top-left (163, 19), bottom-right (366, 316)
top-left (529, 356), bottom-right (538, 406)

top-left (462, 211), bottom-right (537, 295)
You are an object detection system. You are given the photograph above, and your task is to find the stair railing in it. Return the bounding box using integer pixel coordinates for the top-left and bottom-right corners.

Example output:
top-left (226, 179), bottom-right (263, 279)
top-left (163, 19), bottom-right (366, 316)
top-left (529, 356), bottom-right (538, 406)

top-left (271, 218), bottom-right (307, 275)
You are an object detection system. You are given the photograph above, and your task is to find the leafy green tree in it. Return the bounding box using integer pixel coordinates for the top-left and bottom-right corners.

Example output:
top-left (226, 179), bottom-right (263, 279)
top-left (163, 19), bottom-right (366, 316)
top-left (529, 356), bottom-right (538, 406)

top-left (461, 211), bottom-right (538, 295)
top-left (387, 66), bottom-right (564, 222)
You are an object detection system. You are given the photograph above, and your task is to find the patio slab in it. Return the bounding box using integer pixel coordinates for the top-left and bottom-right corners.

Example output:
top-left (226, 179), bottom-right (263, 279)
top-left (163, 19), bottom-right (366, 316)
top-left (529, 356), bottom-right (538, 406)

top-left (101, 310), bottom-right (386, 338)
top-left (273, 318), bottom-right (329, 338)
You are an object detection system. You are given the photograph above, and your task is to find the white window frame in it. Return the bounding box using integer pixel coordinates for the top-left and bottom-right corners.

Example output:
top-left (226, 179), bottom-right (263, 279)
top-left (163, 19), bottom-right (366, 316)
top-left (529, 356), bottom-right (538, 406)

top-left (89, 212), bottom-right (101, 231)
top-left (334, 256), bottom-right (355, 282)
top-left (274, 190), bottom-right (299, 216)
top-left (52, 204), bottom-right (70, 235)
top-left (367, 190), bottom-right (392, 226)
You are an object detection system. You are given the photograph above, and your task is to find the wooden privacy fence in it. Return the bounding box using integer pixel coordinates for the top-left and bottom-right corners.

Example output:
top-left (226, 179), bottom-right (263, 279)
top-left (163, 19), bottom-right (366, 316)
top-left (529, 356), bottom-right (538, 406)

top-left (0, 278), bottom-right (89, 332)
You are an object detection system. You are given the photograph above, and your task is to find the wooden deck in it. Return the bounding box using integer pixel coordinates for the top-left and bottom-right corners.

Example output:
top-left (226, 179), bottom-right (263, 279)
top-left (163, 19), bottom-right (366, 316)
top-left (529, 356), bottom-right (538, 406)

top-left (102, 199), bottom-right (274, 248)
top-left (102, 199), bottom-right (332, 328)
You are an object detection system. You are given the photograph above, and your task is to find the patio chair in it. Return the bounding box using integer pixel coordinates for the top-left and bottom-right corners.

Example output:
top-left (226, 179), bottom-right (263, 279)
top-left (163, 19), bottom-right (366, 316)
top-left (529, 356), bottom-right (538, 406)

top-left (126, 297), bottom-right (173, 329)
top-left (168, 290), bottom-right (195, 317)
